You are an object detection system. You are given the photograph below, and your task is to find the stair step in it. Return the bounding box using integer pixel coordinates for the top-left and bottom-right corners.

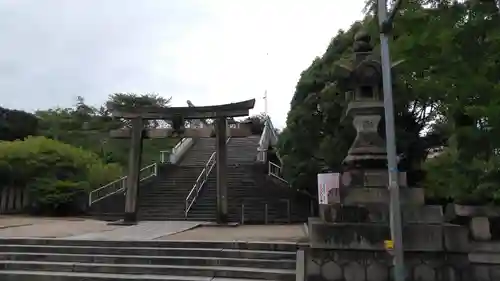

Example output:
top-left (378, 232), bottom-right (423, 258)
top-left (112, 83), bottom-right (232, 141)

top-left (0, 245), bottom-right (296, 259)
top-left (0, 260), bottom-right (294, 279)
top-left (0, 238), bottom-right (296, 280)
top-left (0, 252), bottom-right (295, 269)
top-left (0, 270), bottom-right (278, 281)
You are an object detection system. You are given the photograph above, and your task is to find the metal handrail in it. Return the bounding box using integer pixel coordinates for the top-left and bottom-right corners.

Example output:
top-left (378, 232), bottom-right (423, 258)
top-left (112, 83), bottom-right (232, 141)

top-left (184, 137), bottom-right (231, 217)
top-left (265, 115), bottom-right (279, 145)
top-left (268, 161), bottom-right (288, 184)
top-left (88, 162), bottom-right (158, 206)
top-left (160, 137), bottom-right (189, 163)
top-left (184, 152), bottom-right (216, 216)
top-left (265, 116), bottom-right (283, 163)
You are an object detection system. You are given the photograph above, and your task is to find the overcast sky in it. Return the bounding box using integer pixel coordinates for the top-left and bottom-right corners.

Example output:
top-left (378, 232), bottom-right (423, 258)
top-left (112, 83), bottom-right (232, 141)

top-left (0, 0), bottom-right (365, 128)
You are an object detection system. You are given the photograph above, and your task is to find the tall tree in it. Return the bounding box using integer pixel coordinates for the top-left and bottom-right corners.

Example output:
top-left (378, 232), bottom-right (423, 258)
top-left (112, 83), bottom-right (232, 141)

top-left (0, 107), bottom-right (38, 141)
top-left (105, 93), bottom-right (172, 128)
top-left (36, 93), bottom-right (177, 169)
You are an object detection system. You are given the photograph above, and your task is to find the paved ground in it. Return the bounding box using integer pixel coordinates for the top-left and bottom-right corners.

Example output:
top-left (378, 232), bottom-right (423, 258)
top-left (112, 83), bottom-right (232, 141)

top-left (0, 216), bottom-right (59, 229)
top-left (66, 221), bottom-right (202, 240)
top-left (0, 216), bottom-right (307, 242)
top-left (158, 224), bottom-right (307, 242)
top-left (0, 216), bottom-right (123, 238)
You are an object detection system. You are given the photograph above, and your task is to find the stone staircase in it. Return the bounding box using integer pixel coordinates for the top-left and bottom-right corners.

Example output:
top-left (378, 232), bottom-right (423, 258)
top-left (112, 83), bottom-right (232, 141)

top-left (137, 136), bottom-right (262, 221)
top-left (188, 165), bottom-right (310, 223)
top-left (0, 239), bottom-right (297, 281)
top-left (137, 165), bottom-right (211, 221)
top-left (181, 135), bottom-right (260, 165)
top-left (227, 136), bottom-right (260, 164)
top-left (180, 138), bottom-right (216, 166)
top-left (88, 138), bottom-right (217, 221)
top-left (89, 135), bottom-right (310, 223)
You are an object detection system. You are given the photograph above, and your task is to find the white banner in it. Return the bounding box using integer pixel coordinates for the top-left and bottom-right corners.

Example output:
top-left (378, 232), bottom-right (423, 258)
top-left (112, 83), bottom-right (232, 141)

top-left (317, 173), bottom-right (340, 205)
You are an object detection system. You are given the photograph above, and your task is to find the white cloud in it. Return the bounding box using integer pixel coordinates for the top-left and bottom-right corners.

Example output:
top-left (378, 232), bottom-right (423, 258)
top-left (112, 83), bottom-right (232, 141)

top-left (0, 0), bottom-right (365, 129)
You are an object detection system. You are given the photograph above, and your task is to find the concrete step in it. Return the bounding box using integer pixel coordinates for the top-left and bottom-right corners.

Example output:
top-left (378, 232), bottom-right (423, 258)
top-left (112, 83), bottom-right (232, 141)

top-left (0, 270), bottom-right (281, 281)
top-left (0, 240), bottom-right (299, 252)
top-left (0, 252), bottom-right (295, 269)
top-left (0, 245), bottom-right (295, 259)
top-left (0, 261), bottom-right (294, 280)
top-left (139, 217), bottom-right (215, 222)
top-left (0, 239), bottom-right (297, 281)
top-left (141, 194), bottom-right (193, 197)
top-left (0, 238), bottom-right (298, 249)
top-left (0, 244), bottom-right (296, 279)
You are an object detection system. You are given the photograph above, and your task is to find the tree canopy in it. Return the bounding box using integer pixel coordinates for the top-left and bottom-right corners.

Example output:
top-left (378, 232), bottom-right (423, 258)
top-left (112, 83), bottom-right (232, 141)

top-left (279, 0), bottom-right (500, 204)
top-left (35, 93), bottom-right (178, 167)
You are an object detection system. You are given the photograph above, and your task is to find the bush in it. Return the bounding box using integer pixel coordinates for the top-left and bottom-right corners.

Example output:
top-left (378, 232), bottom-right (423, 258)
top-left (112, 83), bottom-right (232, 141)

top-left (423, 148), bottom-right (500, 205)
top-left (0, 136), bottom-right (122, 215)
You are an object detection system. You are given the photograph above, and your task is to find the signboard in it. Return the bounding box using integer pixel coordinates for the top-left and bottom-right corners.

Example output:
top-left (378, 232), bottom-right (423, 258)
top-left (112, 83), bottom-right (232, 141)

top-left (317, 173), bottom-right (340, 205)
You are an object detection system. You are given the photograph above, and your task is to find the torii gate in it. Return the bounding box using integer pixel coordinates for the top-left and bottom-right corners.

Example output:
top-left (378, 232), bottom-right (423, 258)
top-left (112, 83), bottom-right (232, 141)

top-left (110, 99), bottom-right (256, 224)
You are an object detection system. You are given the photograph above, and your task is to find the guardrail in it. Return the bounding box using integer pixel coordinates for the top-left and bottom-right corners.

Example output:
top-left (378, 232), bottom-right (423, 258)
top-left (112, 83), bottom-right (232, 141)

top-left (88, 163), bottom-right (158, 206)
top-left (257, 115), bottom-right (281, 163)
top-left (265, 115), bottom-right (279, 146)
top-left (184, 137), bottom-right (231, 217)
top-left (160, 137), bottom-right (193, 164)
top-left (268, 161), bottom-right (288, 184)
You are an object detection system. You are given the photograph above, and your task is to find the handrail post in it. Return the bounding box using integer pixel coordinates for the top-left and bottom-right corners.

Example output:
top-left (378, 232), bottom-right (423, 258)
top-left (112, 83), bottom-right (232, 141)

top-left (89, 162), bottom-right (158, 207)
top-left (264, 203), bottom-right (268, 225)
top-left (241, 203), bottom-right (245, 225)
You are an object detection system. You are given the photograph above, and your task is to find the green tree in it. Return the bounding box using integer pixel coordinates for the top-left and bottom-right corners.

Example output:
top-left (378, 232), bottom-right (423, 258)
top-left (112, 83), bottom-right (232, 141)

top-left (0, 136), bottom-right (122, 215)
top-left (242, 113), bottom-right (267, 135)
top-left (36, 94), bottom-right (178, 169)
top-left (106, 92), bottom-right (172, 128)
top-left (0, 107), bottom-right (38, 141)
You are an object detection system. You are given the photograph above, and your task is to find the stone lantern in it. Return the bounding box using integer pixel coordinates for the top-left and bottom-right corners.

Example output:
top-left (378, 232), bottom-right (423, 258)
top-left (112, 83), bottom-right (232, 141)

top-left (328, 31), bottom-right (408, 193)
top-left (342, 32), bottom-right (387, 170)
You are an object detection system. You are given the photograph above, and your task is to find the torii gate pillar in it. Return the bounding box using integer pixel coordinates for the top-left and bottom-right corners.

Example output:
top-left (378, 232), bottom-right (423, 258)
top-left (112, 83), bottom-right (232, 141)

top-left (124, 118), bottom-right (143, 223)
top-left (215, 117), bottom-right (228, 223)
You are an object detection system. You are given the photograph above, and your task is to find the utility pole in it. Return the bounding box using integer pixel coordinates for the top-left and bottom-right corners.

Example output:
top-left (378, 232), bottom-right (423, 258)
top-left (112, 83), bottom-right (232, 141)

top-left (377, 0), bottom-right (405, 280)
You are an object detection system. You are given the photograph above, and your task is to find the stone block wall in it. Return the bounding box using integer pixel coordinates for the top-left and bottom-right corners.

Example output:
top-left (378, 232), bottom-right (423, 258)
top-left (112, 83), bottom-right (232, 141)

top-left (299, 248), bottom-right (470, 281)
top-left (446, 204), bottom-right (500, 241)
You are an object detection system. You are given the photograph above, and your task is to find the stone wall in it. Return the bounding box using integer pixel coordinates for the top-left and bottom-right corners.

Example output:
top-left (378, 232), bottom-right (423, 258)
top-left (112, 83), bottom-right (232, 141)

top-left (299, 247), bottom-right (470, 281)
top-left (298, 219), bottom-right (500, 281)
top-left (446, 204), bottom-right (500, 241)
top-left (297, 246), bottom-right (500, 281)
